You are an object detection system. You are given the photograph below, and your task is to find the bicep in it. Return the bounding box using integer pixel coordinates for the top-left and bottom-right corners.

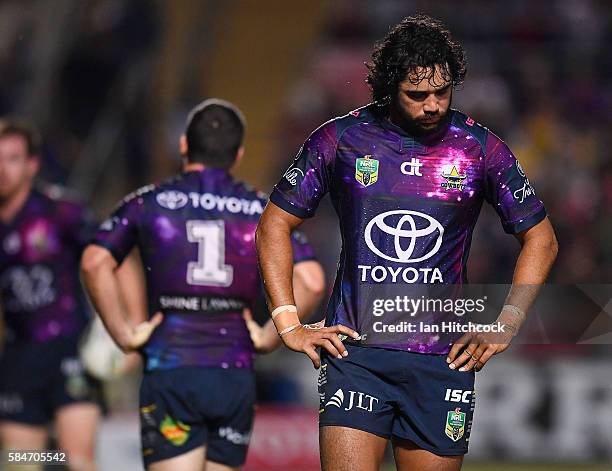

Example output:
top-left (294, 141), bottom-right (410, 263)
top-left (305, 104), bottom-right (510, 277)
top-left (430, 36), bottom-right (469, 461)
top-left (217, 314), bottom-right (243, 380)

top-left (514, 216), bottom-right (557, 247)
top-left (259, 201), bottom-right (306, 233)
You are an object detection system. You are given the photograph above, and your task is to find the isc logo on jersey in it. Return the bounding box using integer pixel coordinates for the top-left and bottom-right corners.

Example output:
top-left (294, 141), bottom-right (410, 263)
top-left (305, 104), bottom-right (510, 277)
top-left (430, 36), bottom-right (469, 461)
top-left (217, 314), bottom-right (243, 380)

top-left (359, 210), bottom-right (444, 284)
top-left (156, 191), bottom-right (263, 215)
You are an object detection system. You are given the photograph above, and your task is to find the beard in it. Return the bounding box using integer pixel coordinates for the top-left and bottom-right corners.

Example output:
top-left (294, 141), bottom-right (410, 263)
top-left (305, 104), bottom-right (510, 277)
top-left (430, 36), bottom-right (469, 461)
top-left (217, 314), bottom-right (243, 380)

top-left (390, 94), bottom-right (452, 136)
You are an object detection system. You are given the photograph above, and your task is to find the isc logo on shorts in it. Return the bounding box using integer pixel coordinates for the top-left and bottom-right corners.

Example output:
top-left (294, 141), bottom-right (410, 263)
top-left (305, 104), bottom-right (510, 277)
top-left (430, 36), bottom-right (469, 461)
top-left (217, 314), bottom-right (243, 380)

top-left (444, 388), bottom-right (472, 404)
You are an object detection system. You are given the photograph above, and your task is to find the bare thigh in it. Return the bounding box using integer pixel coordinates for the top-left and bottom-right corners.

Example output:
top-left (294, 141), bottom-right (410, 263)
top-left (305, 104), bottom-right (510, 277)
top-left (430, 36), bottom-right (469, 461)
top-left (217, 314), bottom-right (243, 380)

top-left (393, 438), bottom-right (463, 471)
top-left (206, 460), bottom-right (240, 471)
top-left (148, 445), bottom-right (205, 471)
top-left (55, 403), bottom-right (100, 471)
top-left (320, 425), bottom-right (387, 471)
top-left (0, 422), bottom-right (48, 471)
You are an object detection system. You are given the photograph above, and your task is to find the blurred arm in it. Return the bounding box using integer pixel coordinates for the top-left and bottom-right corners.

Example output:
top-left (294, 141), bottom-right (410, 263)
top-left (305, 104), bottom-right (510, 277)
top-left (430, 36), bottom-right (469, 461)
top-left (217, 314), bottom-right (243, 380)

top-left (116, 248), bottom-right (148, 325)
top-left (256, 202), bottom-right (304, 309)
top-left (81, 245), bottom-right (161, 352)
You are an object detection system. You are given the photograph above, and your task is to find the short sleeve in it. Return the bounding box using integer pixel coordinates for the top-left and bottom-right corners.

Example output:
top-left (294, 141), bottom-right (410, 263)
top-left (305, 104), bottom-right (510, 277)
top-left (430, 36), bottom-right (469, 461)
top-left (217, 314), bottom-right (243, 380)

top-left (91, 197), bottom-right (141, 264)
top-left (484, 132), bottom-right (547, 234)
top-left (269, 121), bottom-right (337, 218)
top-left (290, 230), bottom-right (316, 263)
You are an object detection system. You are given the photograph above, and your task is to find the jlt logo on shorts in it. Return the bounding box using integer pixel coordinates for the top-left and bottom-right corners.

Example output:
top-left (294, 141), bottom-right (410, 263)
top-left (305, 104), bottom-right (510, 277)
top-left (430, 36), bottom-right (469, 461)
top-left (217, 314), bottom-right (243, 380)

top-left (324, 388), bottom-right (379, 412)
top-left (444, 388), bottom-right (473, 404)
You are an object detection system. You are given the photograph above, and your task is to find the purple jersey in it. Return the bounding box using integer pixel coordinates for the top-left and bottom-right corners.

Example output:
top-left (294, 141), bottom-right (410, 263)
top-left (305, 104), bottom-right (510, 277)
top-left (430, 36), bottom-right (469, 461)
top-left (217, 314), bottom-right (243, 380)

top-left (92, 168), bottom-right (315, 371)
top-left (0, 187), bottom-right (95, 343)
top-left (271, 105), bottom-right (546, 354)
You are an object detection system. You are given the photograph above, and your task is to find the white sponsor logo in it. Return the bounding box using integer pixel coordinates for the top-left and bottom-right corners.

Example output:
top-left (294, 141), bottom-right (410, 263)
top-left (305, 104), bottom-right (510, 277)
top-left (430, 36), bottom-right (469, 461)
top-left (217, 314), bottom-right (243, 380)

top-left (157, 191), bottom-right (264, 215)
top-left (400, 157), bottom-right (423, 176)
top-left (512, 160), bottom-right (536, 204)
top-left (445, 388), bottom-right (473, 404)
top-left (219, 427), bottom-right (251, 445)
top-left (0, 394), bottom-right (23, 414)
top-left (156, 191), bottom-right (188, 209)
top-left (324, 388), bottom-right (379, 413)
top-left (325, 389), bottom-right (344, 408)
top-left (364, 210), bottom-right (444, 263)
top-left (358, 265), bottom-right (443, 283)
top-left (3, 232), bottom-right (21, 254)
top-left (284, 167), bottom-right (304, 186)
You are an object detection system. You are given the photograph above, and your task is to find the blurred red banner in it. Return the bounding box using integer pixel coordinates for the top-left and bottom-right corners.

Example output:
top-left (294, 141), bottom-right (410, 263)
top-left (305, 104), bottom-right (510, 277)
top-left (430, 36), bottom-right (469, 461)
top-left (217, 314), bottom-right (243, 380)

top-left (245, 405), bottom-right (320, 471)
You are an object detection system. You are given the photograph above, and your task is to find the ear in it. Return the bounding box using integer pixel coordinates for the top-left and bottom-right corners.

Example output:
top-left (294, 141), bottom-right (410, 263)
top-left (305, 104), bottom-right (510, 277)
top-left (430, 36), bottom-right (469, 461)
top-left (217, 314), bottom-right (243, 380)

top-left (234, 146), bottom-right (245, 167)
top-left (179, 135), bottom-right (188, 156)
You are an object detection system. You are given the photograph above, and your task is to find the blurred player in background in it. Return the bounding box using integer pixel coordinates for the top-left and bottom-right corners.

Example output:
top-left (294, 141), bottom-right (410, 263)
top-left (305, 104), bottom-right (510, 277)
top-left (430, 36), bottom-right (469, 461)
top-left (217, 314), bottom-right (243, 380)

top-left (81, 99), bottom-right (325, 471)
top-left (257, 15), bottom-right (558, 471)
top-left (0, 119), bottom-right (101, 471)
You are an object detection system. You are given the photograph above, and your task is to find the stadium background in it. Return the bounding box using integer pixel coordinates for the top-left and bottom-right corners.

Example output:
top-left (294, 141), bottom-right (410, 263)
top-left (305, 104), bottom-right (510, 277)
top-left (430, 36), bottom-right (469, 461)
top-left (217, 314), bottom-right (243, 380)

top-left (1, 0), bottom-right (611, 469)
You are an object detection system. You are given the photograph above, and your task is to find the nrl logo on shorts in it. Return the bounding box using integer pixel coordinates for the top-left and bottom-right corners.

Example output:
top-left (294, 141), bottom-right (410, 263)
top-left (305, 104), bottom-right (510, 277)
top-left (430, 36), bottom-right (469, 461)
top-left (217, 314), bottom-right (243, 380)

top-left (440, 165), bottom-right (467, 191)
top-left (445, 408), bottom-right (466, 442)
top-left (355, 155), bottom-right (379, 187)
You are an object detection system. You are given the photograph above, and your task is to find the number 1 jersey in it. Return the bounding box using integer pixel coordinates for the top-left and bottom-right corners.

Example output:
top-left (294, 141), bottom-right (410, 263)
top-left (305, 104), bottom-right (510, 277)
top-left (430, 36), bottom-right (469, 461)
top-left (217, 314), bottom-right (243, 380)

top-left (92, 168), bottom-right (315, 370)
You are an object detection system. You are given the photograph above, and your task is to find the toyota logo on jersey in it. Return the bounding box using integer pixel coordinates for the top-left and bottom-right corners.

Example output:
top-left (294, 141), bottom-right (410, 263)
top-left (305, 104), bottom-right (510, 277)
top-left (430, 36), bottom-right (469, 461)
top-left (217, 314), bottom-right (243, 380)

top-left (364, 210), bottom-right (444, 263)
top-left (156, 191), bottom-right (188, 210)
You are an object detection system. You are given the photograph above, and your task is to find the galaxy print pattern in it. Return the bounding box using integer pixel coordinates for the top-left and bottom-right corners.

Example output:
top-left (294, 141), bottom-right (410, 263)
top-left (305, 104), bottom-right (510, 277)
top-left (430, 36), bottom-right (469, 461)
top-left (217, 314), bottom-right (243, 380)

top-left (271, 105), bottom-right (546, 354)
top-left (0, 188), bottom-right (95, 343)
top-left (93, 169), bottom-right (315, 370)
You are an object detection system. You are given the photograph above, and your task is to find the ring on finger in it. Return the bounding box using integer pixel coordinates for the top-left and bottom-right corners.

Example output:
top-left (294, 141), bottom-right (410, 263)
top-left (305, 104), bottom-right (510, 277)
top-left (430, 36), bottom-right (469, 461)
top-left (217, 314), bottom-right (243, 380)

top-left (463, 350), bottom-right (473, 356)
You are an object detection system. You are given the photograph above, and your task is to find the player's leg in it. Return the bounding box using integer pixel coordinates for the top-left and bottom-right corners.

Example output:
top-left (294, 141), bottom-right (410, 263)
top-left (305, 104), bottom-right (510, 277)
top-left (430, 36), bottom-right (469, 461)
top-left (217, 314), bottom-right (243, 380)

top-left (54, 403), bottom-right (100, 471)
top-left (0, 422), bottom-right (47, 471)
top-left (205, 460), bottom-right (239, 471)
top-left (204, 369), bottom-right (256, 471)
top-left (392, 353), bottom-right (474, 471)
top-left (320, 426), bottom-right (387, 471)
top-left (147, 445), bottom-right (205, 471)
top-left (139, 369), bottom-right (208, 470)
top-left (393, 439), bottom-right (463, 471)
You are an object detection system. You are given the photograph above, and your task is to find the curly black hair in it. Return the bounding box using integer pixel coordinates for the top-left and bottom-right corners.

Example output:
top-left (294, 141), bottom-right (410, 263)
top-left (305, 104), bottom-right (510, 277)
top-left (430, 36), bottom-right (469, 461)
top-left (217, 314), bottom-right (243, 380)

top-left (366, 14), bottom-right (467, 103)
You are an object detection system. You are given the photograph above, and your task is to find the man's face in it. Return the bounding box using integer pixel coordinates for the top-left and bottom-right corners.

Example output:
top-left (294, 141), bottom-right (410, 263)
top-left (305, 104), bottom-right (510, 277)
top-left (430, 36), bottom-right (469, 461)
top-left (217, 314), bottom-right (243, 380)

top-left (392, 64), bottom-right (453, 135)
top-left (0, 134), bottom-right (37, 200)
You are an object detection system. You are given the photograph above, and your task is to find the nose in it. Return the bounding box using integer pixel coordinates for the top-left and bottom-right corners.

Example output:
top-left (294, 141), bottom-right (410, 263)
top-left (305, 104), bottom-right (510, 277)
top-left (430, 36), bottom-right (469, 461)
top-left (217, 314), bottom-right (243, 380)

top-left (423, 94), bottom-right (439, 113)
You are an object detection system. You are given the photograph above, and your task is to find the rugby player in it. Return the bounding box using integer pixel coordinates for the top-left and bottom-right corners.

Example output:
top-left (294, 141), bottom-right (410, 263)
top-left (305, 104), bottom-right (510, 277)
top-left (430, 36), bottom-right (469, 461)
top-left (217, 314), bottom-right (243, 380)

top-left (0, 119), bottom-right (101, 471)
top-left (256, 15), bottom-right (558, 471)
top-left (80, 99), bottom-right (326, 471)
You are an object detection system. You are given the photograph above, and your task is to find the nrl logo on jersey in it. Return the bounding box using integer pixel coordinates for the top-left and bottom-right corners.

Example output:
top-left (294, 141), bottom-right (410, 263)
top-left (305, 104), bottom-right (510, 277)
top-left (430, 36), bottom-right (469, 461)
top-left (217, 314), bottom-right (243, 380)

top-left (355, 155), bottom-right (379, 187)
top-left (440, 165), bottom-right (467, 191)
top-left (445, 408), bottom-right (466, 442)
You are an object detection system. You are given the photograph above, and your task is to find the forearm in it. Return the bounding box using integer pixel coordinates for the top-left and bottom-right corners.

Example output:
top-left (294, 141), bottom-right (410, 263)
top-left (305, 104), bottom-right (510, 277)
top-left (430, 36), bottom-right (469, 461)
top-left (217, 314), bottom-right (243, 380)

top-left (260, 261), bottom-right (326, 349)
top-left (506, 232), bottom-right (558, 311)
top-left (81, 255), bottom-right (133, 350)
top-left (116, 248), bottom-right (148, 324)
top-left (500, 220), bottom-right (558, 332)
top-left (256, 210), bottom-right (296, 310)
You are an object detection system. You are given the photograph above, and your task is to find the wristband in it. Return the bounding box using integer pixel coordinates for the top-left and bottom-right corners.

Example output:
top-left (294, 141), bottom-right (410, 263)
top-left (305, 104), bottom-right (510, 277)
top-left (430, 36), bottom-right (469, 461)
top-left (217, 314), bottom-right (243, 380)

top-left (279, 323), bottom-right (302, 336)
top-left (496, 304), bottom-right (527, 337)
top-left (271, 304), bottom-right (297, 319)
top-left (502, 304), bottom-right (525, 318)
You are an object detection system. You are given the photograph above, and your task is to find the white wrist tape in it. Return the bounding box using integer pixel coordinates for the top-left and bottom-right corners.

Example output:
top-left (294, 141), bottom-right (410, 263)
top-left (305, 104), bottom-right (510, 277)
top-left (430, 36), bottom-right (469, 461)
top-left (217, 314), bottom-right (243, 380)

top-left (502, 304), bottom-right (525, 318)
top-left (271, 304), bottom-right (297, 319)
top-left (497, 304), bottom-right (527, 336)
top-left (279, 323), bottom-right (301, 336)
